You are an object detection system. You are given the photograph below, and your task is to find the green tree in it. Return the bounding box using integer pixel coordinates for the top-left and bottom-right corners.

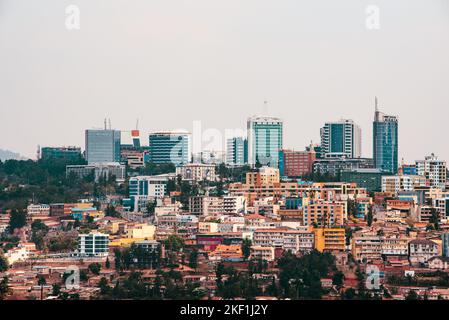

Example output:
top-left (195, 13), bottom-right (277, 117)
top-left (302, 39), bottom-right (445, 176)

top-left (0, 277), bottom-right (10, 300)
top-left (332, 271), bottom-right (345, 289)
top-left (242, 238), bottom-right (252, 261)
top-left (88, 263), bottom-right (101, 275)
top-left (406, 290), bottom-right (419, 300)
top-left (367, 205), bottom-right (373, 226)
top-left (8, 209), bottom-right (27, 233)
top-left (0, 253), bottom-right (8, 272)
top-left (189, 248), bottom-right (198, 269)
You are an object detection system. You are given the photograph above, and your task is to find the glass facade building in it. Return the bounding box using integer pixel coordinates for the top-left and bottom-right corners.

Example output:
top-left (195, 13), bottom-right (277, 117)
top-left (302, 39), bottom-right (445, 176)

top-left (373, 108), bottom-right (398, 174)
top-left (320, 119), bottom-right (361, 159)
top-left (247, 116), bottom-right (283, 168)
top-left (226, 137), bottom-right (248, 166)
top-left (41, 146), bottom-right (82, 161)
top-left (148, 132), bottom-right (190, 165)
top-left (85, 129), bottom-right (121, 164)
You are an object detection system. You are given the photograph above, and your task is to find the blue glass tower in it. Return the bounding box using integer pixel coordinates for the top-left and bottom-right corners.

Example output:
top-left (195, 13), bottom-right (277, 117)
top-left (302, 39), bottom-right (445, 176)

top-left (85, 129), bottom-right (121, 164)
top-left (247, 116), bottom-right (283, 168)
top-left (148, 131), bottom-right (190, 165)
top-left (373, 102), bottom-right (398, 174)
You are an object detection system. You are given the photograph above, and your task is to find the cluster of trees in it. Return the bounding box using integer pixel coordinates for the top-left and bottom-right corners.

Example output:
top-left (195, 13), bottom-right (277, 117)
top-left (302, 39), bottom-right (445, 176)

top-left (0, 158), bottom-right (127, 211)
top-left (215, 262), bottom-right (261, 299)
top-left (114, 245), bottom-right (162, 271)
top-left (97, 270), bottom-right (207, 300)
top-left (277, 250), bottom-right (337, 299)
top-left (216, 164), bottom-right (252, 183)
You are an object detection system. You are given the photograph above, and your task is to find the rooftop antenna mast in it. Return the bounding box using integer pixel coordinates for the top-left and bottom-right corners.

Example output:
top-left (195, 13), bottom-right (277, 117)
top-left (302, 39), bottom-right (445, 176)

top-left (104, 118), bottom-right (107, 130)
top-left (108, 118), bottom-right (112, 130)
top-left (375, 96), bottom-right (379, 112)
top-left (263, 100), bottom-right (268, 115)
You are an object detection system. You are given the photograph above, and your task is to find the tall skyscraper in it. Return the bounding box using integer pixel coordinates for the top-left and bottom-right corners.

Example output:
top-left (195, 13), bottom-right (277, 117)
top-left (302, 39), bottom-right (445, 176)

top-left (148, 131), bottom-right (190, 165)
top-left (320, 119), bottom-right (361, 159)
top-left (373, 99), bottom-right (399, 174)
top-left (85, 129), bottom-right (121, 164)
top-left (247, 116), bottom-right (283, 168)
top-left (226, 137), bottom-right (247, 166)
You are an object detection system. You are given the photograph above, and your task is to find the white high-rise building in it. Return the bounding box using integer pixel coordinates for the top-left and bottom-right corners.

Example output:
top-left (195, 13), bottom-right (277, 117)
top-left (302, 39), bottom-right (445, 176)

top-left (320, 119), bottom-right (361, 159)
top-left (416, 154), bottom-right (447, 189)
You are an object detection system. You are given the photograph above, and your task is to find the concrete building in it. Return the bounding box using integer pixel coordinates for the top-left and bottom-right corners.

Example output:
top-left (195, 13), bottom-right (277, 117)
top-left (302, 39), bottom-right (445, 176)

top-left (381, 175), bottom-right (427, 194)
top-left (77, 232), bottom-right (109, 257)
top-left (314, 228), bottom-right (346, 252)
top-left (66, 162), bottom-right (126, 183)
top-left (278, 149), bottom-right (316, 177)
top-left (176, 163), bottom-right (217, 181)
top-left (27, 204), bottom-right (50, 217)
top-left (408, 239), bottom-right (439, 266)
top-left (416, 154), bottom-right (447, 189)
top-left (128, 175), bottom-right (171, 212)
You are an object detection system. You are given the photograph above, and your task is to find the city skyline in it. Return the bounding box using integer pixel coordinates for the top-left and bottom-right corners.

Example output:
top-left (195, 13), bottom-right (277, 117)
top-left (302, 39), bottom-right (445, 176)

top-left (1, 0), bottom-right (449, 162)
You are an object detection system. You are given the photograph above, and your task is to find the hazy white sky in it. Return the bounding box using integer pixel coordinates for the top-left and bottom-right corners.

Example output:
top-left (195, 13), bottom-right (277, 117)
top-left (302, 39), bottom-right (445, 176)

top-left (1, 0), bottom-right (448, 162)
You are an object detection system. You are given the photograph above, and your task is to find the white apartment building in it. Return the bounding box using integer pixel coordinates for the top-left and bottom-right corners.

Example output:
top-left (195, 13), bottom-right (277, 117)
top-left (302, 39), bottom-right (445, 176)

top-left (381, 175), bottom-right (427, 194)
top-left (416, 154), bottom-right (447, 189)
top-left (27, 204), bottom-right (50, 216)
top-left (176, 163), bottom-right (217, 181)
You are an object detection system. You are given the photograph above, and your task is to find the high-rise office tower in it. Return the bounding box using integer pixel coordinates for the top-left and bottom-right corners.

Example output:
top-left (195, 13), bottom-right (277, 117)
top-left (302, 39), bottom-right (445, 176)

top-left (320, 119), bottom-right (361, 159)
top-left (247, 116), bottom-right (283, 168)
top-left (373, 99), bottom-right (398, 174)
top-left (85, 129), bottom-right (121, 164)
top-left (226, 137), bottom-right (248, 166)
top-left (148, 131), bottom-right (190, 165)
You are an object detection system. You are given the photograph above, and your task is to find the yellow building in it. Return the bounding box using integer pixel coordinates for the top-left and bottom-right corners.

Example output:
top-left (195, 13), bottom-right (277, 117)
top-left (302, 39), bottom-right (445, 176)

top-left (314, 228), bottom-right (346, 252)
top-left (126, 223), bottom-right (156, 240)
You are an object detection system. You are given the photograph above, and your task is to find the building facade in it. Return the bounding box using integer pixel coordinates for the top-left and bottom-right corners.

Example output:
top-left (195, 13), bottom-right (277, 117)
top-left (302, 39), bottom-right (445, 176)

top-left (279, 149), bottom-right (316, 177)
top-left (320, 119), bottom-right (361, 159)
top-left (148, 131), bottom-right (190, 165)
top-left (226, 137), bottom-right (248, 166)
top-left (373, 106), bottom-right (398, 174)
top-left (85, 129), bottom-right (121, 164)
top-left (247, 116), bottom-right (283, 168)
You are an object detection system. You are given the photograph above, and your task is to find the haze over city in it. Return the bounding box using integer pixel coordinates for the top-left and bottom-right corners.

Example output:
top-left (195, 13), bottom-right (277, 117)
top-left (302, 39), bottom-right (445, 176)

top-left (1, 0), bottom-right (449, 162)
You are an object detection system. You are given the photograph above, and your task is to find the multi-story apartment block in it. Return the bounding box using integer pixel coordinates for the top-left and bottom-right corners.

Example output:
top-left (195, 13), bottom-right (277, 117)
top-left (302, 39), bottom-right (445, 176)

top-left (381, 175), bottom-right (427, 195)
top-left (27, 204), bottom-right (50, 217)
top-left (408, 239), bottom-right (439, 266)
top-left (351, 231), bottom-right (382, 262)
top-left (416, 154), bottom-right (447, 189)
top-left (250, 246), bottom-right (276, 262)
top-left (314, 228), bottom-right (346, 252)
top-left (381, 235), bottom-right (409, 257)
top-left (253, 228), bottom-right (314, 254)
top-left (176, 163), bottom-right (217, 181)
top-left (66, 162), bottom-right (126, 183)
top-left (303, 201), bottom-right (345, 227)
top-left (77, 232), bottom-right (109, 257)
top-left (278, 149), bottom-right (316, 177)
